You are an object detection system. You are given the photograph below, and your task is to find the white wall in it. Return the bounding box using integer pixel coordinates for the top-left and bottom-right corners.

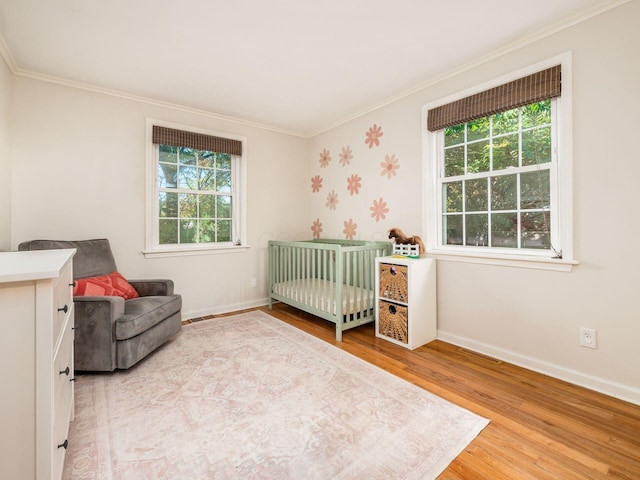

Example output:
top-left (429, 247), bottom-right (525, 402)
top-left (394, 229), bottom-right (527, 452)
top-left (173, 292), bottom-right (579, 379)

top-left (0, 55), bottom-right (11, 251)
top-left (10, 77), bottom-right (310, 318)
top-left (309, 1), bottom-right (640, 403)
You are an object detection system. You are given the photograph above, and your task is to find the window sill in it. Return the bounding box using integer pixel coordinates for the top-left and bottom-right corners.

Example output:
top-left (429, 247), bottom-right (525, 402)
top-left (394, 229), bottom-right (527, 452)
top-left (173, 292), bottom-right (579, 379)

top-left (142, 244), bottom-right (250, 259)
top-left (427, 249), bottom-right (578, 272)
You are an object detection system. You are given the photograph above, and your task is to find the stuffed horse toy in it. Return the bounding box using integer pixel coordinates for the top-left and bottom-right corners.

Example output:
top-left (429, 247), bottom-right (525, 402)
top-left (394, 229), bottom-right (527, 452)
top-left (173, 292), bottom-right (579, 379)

top-left (388, 227), bottom-right (426, 255)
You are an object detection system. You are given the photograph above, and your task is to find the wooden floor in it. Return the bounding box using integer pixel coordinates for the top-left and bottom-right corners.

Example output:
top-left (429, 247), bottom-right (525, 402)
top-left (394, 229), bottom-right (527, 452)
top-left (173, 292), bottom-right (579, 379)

top-left (246, 303), bottom-right (640, 480)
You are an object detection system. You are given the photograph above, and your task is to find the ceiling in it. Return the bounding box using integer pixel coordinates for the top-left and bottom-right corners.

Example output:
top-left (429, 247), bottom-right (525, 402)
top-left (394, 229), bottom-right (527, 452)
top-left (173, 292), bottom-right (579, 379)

top-left (0, 0), bottom-right (624, 136)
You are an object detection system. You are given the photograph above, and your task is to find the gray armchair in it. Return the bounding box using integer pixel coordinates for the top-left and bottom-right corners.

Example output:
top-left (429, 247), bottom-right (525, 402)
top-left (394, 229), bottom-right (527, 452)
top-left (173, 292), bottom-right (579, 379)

top-left (18, 238), bottom-right (182, 371)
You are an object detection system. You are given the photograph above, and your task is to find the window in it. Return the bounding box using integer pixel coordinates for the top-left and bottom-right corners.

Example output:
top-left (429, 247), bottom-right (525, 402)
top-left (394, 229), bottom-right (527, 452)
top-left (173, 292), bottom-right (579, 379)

top-left (145, 122), bottom-right (247, 257)
top-left (423, 57), bottom-right (575, 271)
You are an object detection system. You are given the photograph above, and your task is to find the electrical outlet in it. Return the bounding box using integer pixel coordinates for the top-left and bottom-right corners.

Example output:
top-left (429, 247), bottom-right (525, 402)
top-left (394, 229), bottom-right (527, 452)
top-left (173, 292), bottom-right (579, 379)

top-left (579, 327), bottom-right (597, 349)
top-left (250, 278), bottom-right (257, 288)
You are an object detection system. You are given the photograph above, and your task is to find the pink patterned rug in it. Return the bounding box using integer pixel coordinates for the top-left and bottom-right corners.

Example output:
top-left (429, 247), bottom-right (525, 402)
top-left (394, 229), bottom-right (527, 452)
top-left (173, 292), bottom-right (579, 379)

top-left (63, 311), bottom-right (488, 479)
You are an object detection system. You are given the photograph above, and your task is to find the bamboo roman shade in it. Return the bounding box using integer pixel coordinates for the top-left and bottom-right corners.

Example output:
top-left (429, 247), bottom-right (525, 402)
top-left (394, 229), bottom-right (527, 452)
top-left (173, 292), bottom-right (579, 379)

top-left (427, 65), bottom-right (561, 132)
top-left (152, 126), bottom-right (242, 156)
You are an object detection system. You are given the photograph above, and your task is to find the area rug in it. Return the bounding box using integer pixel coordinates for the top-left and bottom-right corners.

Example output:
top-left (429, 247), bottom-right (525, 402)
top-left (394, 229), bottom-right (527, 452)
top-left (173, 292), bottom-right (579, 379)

top-left (63, 311), bottom-right (488, 479)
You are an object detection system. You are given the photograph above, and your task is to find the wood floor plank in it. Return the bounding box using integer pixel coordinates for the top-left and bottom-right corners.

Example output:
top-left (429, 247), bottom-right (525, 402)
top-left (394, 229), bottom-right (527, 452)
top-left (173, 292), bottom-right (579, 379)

top-left (256, 304), bottom-right (640, 479)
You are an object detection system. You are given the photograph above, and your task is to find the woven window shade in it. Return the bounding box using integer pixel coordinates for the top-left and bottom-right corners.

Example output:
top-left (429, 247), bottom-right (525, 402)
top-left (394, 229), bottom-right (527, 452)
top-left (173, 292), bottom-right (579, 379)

top-left (427, 65), bottom-right (561, 132)
top-left (152, 126), bottom-right (242, 156)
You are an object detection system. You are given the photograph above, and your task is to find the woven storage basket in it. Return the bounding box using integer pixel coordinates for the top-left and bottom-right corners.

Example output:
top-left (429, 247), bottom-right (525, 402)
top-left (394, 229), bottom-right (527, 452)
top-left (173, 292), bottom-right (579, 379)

top-left (378, 300), bottom-right (408, 343)
top-left (379, 264), bottom-right (408, 303)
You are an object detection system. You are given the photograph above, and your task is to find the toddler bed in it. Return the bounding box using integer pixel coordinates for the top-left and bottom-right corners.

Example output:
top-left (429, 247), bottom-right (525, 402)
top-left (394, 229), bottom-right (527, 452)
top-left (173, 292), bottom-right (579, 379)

top-left (268, 239), bottom-right (391, 341)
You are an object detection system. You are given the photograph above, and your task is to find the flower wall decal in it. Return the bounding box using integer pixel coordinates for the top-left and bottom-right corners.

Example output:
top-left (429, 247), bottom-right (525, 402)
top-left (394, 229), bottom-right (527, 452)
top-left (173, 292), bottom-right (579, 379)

top-left (311, 218), bottom-right (323, 238)
top-left (311, 175), bottom-right (323, 193)
top-left (365, 124), bottom-right (383, 149)
top-left (319, 149), bottom-right (331, 168)
top-left (326, 189), bottom-right (338, 210)
top-left (370, 197), bottom-right (389, 222)
top-left (380, 154), bottom-right (400, 179)
top-left (339, 146), bottom-right (353, 166)
top-left (346, 174), bottom-right (362, 196)
top-left (343, 218), bottom-right (357, 240)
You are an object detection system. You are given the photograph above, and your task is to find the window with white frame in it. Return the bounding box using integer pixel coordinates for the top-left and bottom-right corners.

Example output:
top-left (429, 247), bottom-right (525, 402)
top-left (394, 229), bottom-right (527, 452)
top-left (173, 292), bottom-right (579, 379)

top-left (145, 123), bottom-right (246, 257)
top-left (424, 60), bottom-right (575, 270)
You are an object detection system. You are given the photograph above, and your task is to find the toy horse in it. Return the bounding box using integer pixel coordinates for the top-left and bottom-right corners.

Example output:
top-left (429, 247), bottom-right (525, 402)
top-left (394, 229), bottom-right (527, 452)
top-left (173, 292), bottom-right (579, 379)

top-left (388, 227), bottom-right (426, 255)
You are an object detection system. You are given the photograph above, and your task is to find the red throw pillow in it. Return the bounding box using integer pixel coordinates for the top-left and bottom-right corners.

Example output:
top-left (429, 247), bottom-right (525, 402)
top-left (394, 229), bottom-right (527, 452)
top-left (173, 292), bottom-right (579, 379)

top-left (73, 271), bottom-right (139, 299)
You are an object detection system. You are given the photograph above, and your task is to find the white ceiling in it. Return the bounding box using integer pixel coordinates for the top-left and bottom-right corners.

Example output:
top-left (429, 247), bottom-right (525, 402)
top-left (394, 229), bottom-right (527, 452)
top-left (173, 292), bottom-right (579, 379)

top-left (0, 0), bottom-right (624, 136)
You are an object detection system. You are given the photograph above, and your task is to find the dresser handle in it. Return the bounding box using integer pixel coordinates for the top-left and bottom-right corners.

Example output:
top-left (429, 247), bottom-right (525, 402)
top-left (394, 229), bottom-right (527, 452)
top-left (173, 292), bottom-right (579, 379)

top-left (58, 305), bottom-right (68, 314)
top-left (70, 377), bottom-right (76, 382)
top-left (59, 366), bottom-right (70, 376)
top-left (70, 282), bottom-right (76, 287)
top-left (58, 439), bottom-right (68, 450)
top-left (390, 266), bottom-right (397, 275)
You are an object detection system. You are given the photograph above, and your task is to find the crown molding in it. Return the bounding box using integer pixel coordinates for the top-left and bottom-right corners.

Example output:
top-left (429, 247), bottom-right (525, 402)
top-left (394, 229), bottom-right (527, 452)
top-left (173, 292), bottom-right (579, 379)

top-left (309, 0), bottom-right (632, 137)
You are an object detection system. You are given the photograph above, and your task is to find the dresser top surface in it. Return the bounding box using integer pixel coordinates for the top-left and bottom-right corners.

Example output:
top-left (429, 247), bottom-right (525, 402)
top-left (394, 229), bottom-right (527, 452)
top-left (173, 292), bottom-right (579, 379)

top-left (0, 249), bottom-right (76, 283)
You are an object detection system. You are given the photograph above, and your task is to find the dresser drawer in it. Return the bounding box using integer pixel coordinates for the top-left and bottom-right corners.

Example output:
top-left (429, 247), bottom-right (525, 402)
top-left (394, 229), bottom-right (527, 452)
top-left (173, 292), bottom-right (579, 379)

top-left (52, 317), bottom-right (74, 480)
top-left (52, 260), bottom-right (73, 346)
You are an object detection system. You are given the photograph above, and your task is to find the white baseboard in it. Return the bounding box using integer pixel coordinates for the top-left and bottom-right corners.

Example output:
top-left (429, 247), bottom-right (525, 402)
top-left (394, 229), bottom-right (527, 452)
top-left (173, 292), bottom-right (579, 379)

top-left (183, 298), bottom-right (269, 320)
top-left (437, 330), bottom-right (640, 406)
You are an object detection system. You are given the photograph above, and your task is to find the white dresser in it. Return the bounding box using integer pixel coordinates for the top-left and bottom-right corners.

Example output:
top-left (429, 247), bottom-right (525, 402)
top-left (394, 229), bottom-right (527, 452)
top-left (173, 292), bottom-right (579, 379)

top-left (0, 249), bottom-right (75, 480)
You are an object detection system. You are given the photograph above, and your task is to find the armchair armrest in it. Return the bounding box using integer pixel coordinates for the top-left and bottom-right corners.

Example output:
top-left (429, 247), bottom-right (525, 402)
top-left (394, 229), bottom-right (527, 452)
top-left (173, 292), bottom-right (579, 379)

top-left (73, 295), bottom-right (125, 371)
top-left (128, 279), bottom-right (174, 296)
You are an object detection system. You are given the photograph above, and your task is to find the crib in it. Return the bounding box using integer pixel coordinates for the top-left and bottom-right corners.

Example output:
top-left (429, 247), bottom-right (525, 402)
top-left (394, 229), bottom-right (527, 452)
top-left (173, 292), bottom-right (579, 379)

top-left (268, 239), bottom-right (391, 341)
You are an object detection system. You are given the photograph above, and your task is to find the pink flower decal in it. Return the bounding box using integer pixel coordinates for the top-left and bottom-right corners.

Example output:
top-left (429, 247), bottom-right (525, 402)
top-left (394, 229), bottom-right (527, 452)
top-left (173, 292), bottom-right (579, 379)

top-left (326, 189), bottom-right (338, 210)
top-left (365, 124), bottom-right (383, 149)
top-left (380, 154), bottom-right (400, 179)
top-left (343, 218), bottom-right (357, 240)
top-left (311, 175), bottom-right (323, 193)
top-left (311, 218), bottom-right (323, 238)
top-left (346, 174), bottom-right (362, 196)
top-left (319, 148), bottom-right (331, 168)
top-left (370, 197), bottom-right (389, 222)
top-left (339, 146), bottom-right (353, 167)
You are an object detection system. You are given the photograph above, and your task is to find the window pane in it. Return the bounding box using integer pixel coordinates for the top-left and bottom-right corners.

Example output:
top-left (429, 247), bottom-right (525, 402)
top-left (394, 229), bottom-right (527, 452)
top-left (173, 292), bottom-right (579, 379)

top-left (199, 219), bottom-right (216, 243)
top-left (491, 174), bottom-right (517, 210)
top-left (465, 178), bottom-right (487, 212)
top-left (158, 164), bottom-right (177, 189)
top-left (491, 213), bottom-right (517, 248)
top-left (216, 169), bottom-right (232, 192)
top-left (521, 211), bottom-right (550, 249)
top-left (217, 195), bottom-right (232, 219)
top-left (467, 140), bottom-right (490, 173)
top-left (178, 166), bottom-right (198, 189)
top-left (522, 126), bottom-right (551, 166)
top-left (179, 147), bottom-right (197, 166)
top-left (217, 220), bottom-right (232, 242)
top-left (520, 170), bottom-right (550, 209)
top-left (179, 193), bottom-right (197, 218)
top-left (159, 192), bottom-right (178, 218)
top-left (467, 118), bottom-right (489, 142)
top-left (465, 214), bottom-right (488, 247)
top-left (492, 133), bottom-right (519, 170)
top-left (198, 151), bottom-right (215, 168)
top-left (159, 145), bottom-right (177, 164)
top-left (444, 146), bottom-right (464, 177)
top-left (492, 108), bottom-right (519, 136)
top-left (216, 153), bottom-right (232, 169)
top-left (444, 215), bottom-right (463, 245)
top-left (180, 219), bottom-right (198, 243)
top-left (159, 219), bottom-right (178, 244)
top-left (199, 195), bottom-right (216, 218)
top-left (443, 182), bottom-right (462, 213)
top-left (522, 100), bottom-right (551, 128)
top-left (198, 167), bottom-right (215, 190)
top-left (444, 125), bottom-right (465, 147)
